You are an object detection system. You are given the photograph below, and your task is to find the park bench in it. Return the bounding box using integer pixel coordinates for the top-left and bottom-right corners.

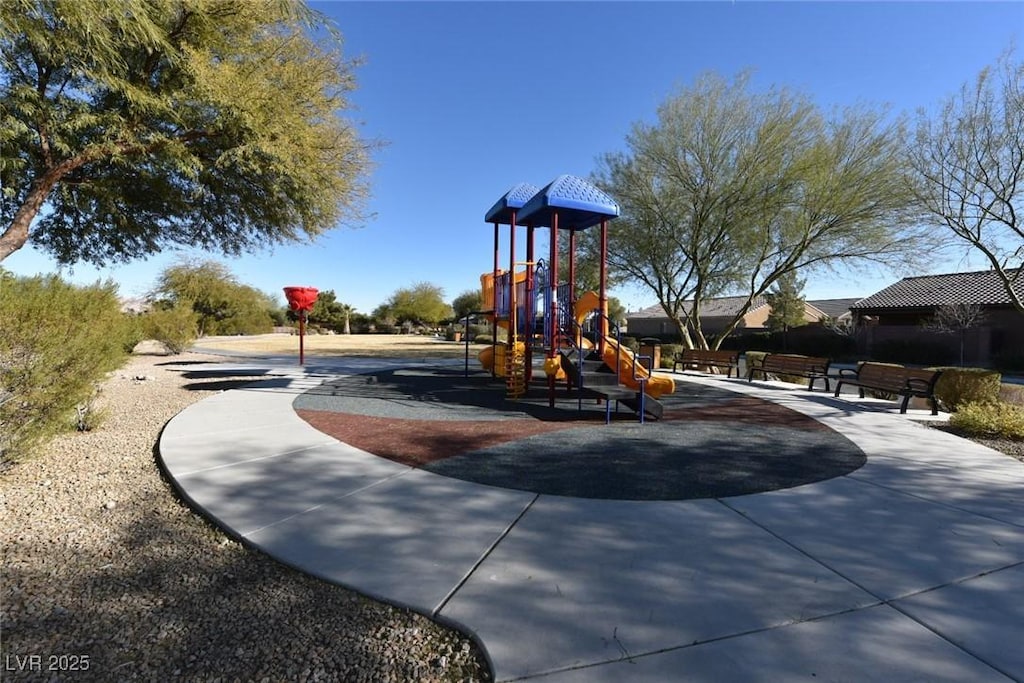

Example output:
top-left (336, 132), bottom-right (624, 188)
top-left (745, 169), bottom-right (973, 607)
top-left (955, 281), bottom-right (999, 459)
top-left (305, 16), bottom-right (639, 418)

top-left (673, 348), bottom-right (740, 378)
top-left (833, 362), bottom-right (943, 415)
top-left (747, 353), bottom-right (832, 392)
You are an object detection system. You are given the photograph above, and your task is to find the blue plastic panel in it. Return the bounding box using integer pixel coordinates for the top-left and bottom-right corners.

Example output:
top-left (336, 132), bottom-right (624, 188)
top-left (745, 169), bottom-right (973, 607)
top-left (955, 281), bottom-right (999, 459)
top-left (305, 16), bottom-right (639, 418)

top-left (517, 175), bottom-right (619, 230)
top-left (484, 182), bottom-right (541, 225)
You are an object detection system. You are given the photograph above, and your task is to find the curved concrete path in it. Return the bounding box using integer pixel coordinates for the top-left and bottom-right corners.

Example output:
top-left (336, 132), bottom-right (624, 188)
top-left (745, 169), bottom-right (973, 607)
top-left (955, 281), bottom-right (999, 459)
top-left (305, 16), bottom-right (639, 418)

top-left (159, 357), bottom-right (1024, 682)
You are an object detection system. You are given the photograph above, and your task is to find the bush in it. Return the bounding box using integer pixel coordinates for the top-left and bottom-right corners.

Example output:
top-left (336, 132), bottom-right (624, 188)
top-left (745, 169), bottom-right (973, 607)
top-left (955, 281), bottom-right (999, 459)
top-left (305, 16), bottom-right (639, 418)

top-left (473, 335), bottom-right (494, 345)
top-left (121, 314), bottom-right (146, 353)
top-left (468, 323), bottom-right (490, 340)
top-left (619, 336), bottom-right (640, 353)
top-left (659, 343), bottom-right (682, 369)
top-left (0, 272), bottom-right (132, 467)
top-left (139, 306), bottom-right (199, 354)
top-left (950, 401), bottom-right (1024, 440)
top-left (744, 350), bottom-right (767, 371)
top-left (932, 367), bottom-right (1002, 412)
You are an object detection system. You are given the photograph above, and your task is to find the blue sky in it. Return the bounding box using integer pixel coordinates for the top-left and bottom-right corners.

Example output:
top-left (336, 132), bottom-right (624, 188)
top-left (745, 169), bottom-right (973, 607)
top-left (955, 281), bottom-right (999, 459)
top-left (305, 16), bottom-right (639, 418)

top-left (4, 1), bottom-right (1023, 313)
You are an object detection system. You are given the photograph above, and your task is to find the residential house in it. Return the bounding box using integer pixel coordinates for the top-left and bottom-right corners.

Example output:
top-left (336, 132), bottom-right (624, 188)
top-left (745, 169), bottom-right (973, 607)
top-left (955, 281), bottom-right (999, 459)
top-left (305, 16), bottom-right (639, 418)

top-left (626, 295), bottom-right (845, 338)
top-left (850, 269), bottom-right (1024, 366)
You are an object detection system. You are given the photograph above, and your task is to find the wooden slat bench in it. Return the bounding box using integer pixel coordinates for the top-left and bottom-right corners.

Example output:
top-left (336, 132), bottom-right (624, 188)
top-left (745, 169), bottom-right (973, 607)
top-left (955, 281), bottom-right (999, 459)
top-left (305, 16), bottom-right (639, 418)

top-left (747, 353), bottom-right (832, 392)
top-left (673, 349), bottom-right (740, 378)
top-left (833, 362), bottom-right (943, 415)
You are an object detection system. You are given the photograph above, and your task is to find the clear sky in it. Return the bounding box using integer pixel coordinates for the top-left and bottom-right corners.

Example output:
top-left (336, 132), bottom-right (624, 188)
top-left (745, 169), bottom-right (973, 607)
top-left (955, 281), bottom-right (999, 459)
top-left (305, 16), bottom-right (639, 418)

top-left (4, 1), bottom-right (1022, 313)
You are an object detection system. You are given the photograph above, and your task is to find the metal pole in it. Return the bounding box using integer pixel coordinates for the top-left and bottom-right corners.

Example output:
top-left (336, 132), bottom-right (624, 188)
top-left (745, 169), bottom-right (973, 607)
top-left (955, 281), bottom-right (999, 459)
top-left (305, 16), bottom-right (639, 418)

top-left (525, 224), bottom-right (535, 385)
top-left (299, 310), bottom-right (306, 365)
top-left (548, 211), bottom-right (559, 408)
top-left (599, 218), bottom-right (609, 357)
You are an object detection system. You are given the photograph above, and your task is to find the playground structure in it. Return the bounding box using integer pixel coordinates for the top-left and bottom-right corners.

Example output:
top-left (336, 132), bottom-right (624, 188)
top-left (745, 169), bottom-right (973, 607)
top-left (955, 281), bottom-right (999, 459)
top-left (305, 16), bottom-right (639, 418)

top-left (478, 175), bottom-right (675, 421)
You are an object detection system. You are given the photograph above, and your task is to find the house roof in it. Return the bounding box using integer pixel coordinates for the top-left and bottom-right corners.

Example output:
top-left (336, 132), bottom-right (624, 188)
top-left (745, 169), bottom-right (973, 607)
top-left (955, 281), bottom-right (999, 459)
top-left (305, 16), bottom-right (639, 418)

top-left (807, 298), bottom-right (860, 319)
top-left (628, 296), bottom-right (768, 319)
top-left (851, 269), bottom-right (1023, 310)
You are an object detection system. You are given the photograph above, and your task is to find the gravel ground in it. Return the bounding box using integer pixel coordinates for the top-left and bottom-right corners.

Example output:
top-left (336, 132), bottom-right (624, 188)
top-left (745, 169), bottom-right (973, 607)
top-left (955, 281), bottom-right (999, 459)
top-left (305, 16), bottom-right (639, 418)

top-left (1, 352), bottom-right (490, 682)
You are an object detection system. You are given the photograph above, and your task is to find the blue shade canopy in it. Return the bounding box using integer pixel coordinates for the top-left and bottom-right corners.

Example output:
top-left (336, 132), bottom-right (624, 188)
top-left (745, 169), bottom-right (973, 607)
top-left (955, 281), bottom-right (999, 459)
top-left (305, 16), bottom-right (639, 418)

top-left (485, 182), bottom-right (540, 224)
top-left (517, 174), bottom-right (619, 230)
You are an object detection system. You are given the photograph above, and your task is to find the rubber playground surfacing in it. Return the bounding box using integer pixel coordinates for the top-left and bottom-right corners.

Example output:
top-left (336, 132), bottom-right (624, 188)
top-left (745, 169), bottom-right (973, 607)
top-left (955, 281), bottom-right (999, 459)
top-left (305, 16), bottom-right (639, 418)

top-left (293, 366), bottom-right (866, 500)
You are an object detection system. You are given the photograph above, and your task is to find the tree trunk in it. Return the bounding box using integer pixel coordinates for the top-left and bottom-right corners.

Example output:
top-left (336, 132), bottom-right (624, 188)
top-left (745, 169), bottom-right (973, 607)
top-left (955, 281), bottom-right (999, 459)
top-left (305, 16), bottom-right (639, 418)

top-left (0, 181), bottom-right (53, 262)
top-left (0, 156), bottom-right (94, 263)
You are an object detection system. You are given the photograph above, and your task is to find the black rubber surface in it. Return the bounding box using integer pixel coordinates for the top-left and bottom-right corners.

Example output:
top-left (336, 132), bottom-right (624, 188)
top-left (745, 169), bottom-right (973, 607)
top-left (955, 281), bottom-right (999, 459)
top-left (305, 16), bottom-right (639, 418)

top-left (294, 366), bottom-right (866, 501)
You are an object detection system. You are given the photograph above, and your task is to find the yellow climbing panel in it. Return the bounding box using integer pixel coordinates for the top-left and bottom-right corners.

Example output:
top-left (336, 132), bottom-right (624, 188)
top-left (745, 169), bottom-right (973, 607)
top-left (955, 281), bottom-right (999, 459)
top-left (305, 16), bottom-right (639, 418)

top-left (505, 337), bottom-right (527, 398)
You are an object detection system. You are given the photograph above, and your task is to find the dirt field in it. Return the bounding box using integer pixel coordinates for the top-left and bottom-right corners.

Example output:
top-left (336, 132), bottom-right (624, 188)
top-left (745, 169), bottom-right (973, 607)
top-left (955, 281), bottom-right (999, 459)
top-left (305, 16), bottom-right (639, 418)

top-left (194, 332), bottom-right (471, 358)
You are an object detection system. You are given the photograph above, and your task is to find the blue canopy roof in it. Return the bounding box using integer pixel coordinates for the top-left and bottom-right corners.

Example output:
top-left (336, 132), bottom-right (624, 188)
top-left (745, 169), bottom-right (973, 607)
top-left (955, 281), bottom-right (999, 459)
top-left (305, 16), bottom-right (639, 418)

top-left (517, 175), bottom-right (619, 230)
top-left (484, 182), bottom-right (540, 225)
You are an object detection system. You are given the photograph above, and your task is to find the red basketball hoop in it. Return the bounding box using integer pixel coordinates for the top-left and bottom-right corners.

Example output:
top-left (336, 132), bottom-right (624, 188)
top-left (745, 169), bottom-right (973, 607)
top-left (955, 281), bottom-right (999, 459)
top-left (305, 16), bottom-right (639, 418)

top-left (283, 286), bottom-right (319, 364)
top-left (283, 286), bottom-right (319, 312)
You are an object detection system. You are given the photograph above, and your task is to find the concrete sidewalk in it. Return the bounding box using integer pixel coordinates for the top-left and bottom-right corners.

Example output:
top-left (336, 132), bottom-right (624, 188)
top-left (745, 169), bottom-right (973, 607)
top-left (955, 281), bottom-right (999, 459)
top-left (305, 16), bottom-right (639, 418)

top-left (158, 358), bottom-right (1024, 682)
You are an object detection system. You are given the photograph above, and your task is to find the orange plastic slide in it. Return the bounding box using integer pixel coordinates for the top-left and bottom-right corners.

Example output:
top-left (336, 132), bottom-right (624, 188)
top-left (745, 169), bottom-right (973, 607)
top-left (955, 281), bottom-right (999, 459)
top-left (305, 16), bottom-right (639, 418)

top-left (601, 337), bottom-right (675, 398)
top-left (574, 291), bottom-right (675, 399)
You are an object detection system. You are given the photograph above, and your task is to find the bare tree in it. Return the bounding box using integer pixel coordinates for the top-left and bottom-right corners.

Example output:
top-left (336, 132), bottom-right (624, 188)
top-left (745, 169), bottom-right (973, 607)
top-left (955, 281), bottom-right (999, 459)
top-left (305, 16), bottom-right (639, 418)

top-left (923, 303), bottom-right (987, 366)
top-left (910, 51), bottom-right (1024, 315)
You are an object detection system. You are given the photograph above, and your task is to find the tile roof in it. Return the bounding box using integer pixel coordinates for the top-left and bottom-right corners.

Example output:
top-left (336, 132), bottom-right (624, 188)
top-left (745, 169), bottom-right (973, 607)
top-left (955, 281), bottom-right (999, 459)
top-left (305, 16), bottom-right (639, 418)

top-left (851, 269), bottom-right (1023, 310)
top-left (807, 298), bottom-right (861, 319)
top-left (628, 296), bottom-right (768, 319)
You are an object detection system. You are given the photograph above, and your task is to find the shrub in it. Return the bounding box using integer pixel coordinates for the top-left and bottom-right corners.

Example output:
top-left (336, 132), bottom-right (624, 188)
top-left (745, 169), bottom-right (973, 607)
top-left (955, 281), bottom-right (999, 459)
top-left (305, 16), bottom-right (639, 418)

top-left (473, 335), bottom-right (494, 345)
top-left (932, 367), bottom-right (1001, 412)
top-left (659, 343), bottom-right (682, 369)
top-left (619, 336), bottom-right (640, 353)
top-left (139, 306), bottom-right (199, 354)
top-left (468, 323), bottom-right (490, 340)
top-left (744, 350), bottom-right (767, 371)
top-left (121, 314), bottom-right (146, 353)
top-left (950, 401), bottom-right (1024, 440)
top-left (0, 272), bottom-right (131, 467)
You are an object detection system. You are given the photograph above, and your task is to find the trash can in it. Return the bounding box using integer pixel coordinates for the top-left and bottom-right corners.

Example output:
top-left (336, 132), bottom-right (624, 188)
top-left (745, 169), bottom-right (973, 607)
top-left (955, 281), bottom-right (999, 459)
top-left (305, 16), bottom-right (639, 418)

top-left (639, 338), bottom-right (662, 372)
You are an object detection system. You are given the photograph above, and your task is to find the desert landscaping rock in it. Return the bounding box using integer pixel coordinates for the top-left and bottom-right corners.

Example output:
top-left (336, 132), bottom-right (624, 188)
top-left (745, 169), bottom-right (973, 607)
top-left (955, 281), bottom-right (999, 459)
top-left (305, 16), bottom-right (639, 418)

top-left (1, 352), bottom-right (490, 682)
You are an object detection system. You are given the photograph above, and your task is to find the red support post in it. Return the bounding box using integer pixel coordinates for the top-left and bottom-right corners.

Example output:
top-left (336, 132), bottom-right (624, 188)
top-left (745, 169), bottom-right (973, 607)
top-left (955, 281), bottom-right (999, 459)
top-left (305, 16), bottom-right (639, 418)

top-left (492, 221), bottom-right (499, 379)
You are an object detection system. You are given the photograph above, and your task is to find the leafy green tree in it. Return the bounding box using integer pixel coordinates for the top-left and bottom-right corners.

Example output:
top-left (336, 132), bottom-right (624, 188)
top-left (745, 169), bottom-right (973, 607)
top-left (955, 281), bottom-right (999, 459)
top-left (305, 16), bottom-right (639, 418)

top-left (382, 282), bottom-right (452, 328)
top-left (303, 290), bottom-right (357, 333)
top-left (371, 303), bottom-right (397, 332)
top-left (0, 0), bottom-right (373, 264)
top-left (306, 289), bottom-right (342, 330)
top-left (150, 259), bottom-right (275, 336)
top-left (606, 296), bottom-right (627, 328)
top-left (910, 51), bottom-right (1024, 316)
top-left (451, 289), bottom-right (483, 321)
top-left (593, 71), bottom-right (930, 350)
top-left (765, 271), bottom-right (808, 333)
